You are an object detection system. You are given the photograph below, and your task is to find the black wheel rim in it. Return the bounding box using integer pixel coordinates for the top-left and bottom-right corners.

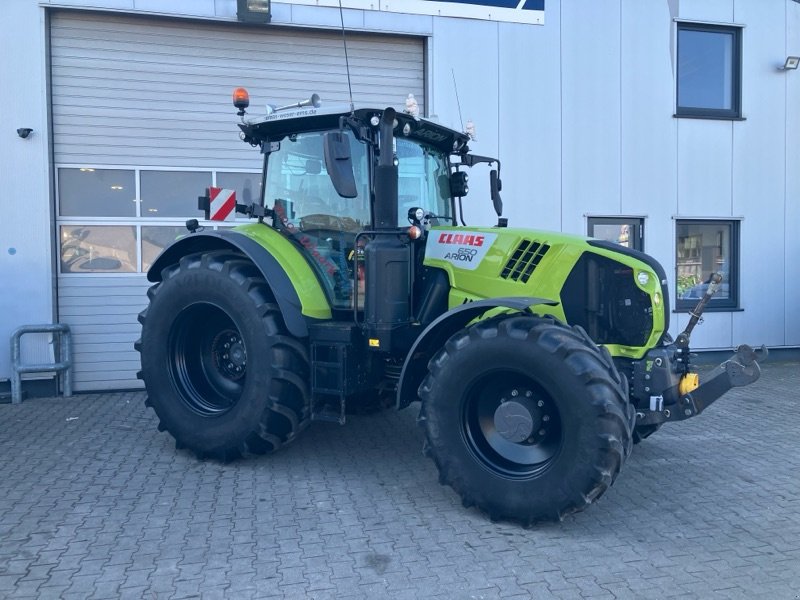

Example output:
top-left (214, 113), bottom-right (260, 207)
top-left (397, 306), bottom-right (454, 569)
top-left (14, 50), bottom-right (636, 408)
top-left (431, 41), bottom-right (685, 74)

top-left (167, 302), bottom-right (246, 417)
top-left (462, 372), bottom-right (563, 479)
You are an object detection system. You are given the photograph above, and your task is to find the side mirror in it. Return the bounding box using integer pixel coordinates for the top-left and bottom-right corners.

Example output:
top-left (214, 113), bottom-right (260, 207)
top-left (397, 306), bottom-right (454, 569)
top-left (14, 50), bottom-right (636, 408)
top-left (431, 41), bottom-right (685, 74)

top-left (490, 169), bottom-right (503, 217)
top-left (323, 132), bottom-right (357, 198)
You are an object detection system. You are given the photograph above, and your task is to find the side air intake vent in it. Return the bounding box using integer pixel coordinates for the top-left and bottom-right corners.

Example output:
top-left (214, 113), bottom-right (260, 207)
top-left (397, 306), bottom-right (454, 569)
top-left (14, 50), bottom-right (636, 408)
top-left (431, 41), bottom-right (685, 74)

top-left (500, 240), bottom-right (551, 283)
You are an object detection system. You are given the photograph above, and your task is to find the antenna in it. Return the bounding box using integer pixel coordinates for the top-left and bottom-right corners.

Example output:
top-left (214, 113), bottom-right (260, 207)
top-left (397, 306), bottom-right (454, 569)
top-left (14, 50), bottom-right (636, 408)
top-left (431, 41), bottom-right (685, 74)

top-left (451, 68), bottom-right (464, 131)
top-left (338, 0), bottom-right (354, 112)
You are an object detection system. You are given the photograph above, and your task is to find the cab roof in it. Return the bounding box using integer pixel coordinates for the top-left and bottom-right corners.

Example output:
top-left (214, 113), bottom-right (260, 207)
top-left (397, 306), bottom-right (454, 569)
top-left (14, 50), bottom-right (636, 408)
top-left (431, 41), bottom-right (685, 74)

top-left (238, 105), bottom-right (471, 156)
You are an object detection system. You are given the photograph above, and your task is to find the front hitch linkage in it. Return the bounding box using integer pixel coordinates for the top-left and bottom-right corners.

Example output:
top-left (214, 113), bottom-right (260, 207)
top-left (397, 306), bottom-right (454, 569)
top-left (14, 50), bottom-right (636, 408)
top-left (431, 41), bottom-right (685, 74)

top-left (636, 344), bottom-right (767, 426)
top-left (636, 272), bottom-right (767, 426)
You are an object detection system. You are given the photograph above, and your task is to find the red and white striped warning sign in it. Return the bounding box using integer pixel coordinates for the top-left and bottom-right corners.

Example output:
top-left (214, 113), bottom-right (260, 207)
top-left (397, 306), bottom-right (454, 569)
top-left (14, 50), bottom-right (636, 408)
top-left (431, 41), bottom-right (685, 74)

top-left (209, 187), bottom-right (236, 221)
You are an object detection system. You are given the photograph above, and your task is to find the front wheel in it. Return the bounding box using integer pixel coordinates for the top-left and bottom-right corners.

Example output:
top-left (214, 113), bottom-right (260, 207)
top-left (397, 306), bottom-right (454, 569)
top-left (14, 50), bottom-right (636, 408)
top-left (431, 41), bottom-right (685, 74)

top-left (418, 315), bottom-right (634, 525)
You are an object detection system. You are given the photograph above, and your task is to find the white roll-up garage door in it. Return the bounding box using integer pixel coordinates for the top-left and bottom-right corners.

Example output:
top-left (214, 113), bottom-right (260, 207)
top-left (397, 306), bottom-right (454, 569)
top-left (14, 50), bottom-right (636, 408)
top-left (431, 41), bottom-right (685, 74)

top-left (50, 10), bottom-right (425, 391)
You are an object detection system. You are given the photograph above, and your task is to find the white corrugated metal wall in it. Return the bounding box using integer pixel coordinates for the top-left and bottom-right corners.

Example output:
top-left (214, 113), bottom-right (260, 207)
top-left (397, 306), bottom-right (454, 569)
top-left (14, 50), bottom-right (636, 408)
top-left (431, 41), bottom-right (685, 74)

top-left (50, 10), bottom-right (425, 391)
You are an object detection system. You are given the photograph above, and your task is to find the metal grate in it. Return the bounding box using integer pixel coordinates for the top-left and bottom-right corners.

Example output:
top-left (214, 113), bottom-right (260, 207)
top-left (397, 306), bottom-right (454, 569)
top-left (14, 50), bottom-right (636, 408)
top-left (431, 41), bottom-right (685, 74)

top-left (500, 240), bottom-right (551, 283)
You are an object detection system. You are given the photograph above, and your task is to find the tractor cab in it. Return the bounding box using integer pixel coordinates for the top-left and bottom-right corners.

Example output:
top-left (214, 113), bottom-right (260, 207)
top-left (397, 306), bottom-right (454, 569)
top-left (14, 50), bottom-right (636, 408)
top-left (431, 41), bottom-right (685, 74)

top-left (243, 110), bottom-right (459, 310)
top-left (233, 91), bottom-right (499, 329)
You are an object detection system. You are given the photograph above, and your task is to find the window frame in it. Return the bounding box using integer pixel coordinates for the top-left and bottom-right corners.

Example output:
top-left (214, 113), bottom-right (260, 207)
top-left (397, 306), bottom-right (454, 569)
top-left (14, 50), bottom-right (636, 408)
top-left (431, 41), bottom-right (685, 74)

top-left (675, 22), bottom-right (743, 120)
top-left (674, 218), bottom-right (740, 312)
top-left (55, 165), bottom-right (261, 275)
top-left (587, 216), bottom-right (644, 252)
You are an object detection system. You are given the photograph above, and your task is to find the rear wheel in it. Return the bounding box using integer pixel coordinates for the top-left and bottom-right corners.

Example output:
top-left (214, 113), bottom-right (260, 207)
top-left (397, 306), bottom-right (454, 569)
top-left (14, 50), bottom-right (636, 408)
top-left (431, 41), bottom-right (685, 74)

top-left (419, 314), bottom-right (634, 524)
top-left (135, 250), bottom-right (310, 459)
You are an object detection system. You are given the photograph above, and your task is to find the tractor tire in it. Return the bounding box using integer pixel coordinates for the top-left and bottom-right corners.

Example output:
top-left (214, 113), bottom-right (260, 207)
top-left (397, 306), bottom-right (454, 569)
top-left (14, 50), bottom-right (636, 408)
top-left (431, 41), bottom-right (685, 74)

top-left (135, 250), bottom-right (310, 460)
top-left (418, 314), bottom-right (634, 525)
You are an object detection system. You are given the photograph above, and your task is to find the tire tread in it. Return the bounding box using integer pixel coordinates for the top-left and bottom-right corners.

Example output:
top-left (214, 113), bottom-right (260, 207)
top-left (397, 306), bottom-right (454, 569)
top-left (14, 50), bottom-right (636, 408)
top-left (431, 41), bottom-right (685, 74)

top-left (137, 250), bottom-right (310, 459)
top-left (419, 314), bottom-right (633, 525)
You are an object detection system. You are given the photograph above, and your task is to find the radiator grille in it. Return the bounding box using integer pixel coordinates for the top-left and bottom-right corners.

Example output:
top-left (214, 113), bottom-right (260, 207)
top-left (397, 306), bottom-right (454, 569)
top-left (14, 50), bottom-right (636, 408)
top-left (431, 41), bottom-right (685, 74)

top-left (500, 240), bottom-right (551, 283)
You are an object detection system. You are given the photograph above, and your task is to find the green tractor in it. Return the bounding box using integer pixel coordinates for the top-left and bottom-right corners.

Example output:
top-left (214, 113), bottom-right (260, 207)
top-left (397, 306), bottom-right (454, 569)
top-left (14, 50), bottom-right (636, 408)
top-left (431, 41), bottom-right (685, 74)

top-left (136, 90), bottom-right (764, 524)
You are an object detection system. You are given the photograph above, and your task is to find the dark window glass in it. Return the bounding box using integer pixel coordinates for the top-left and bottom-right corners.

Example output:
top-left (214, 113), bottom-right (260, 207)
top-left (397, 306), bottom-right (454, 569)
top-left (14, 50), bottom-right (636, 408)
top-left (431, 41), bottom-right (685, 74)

top-left (141, 171), bottom-right (212, 218)
top-left (677, 23), bottom-right (742, 119)
top-left (588, 217), bottom-right (644, 251)
top-left (141, 226), bottom-right (185, 272)
top-left (217, 172), bottom-right (261, 206)
top-left (675, 220), bottom-right (739, 310)
top-left (60, 225), bottom-right (136, 273)
top-left (58, 168), bottom-right (136, 217)
top-left (217, 172), bottom-right (262, 221)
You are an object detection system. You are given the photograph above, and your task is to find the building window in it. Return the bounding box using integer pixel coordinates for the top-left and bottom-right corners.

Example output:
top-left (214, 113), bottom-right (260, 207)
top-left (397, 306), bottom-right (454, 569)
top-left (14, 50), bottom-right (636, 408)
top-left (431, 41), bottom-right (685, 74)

top-left (675, 220), bottom-right (739, 310)
top-left (58, 168), bottom-right (136, 217)
top-left (217, 171), bottom-right (262, 206)
top-left (57, 167), bottom-right (259, 274)
top-left (140, 170), bottom-right (212, 218)
top-left (676, 23), bottom-right (742, 119)
top-left (588, 217), bottom-right (643, 251)
top-left (217, 171), bottom-right (263, 222)
top-left (141, 226), bottom-right (186, 272)
top-left (60, 225), bottom-right (137, 273)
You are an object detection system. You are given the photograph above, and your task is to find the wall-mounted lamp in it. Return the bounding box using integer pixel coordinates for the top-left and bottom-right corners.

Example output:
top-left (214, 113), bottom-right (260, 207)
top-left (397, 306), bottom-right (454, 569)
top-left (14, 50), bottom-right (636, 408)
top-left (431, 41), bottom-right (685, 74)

top-left (780, 56), bottom-right (800, 70)
top-left (16, 128), bottom-right (33, 139)
top-left (237, 0), bottom-right (271, 23)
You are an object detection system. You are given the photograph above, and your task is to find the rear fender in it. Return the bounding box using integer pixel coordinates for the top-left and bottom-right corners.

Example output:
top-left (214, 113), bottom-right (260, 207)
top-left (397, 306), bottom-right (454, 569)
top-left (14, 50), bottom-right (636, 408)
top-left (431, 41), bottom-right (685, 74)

top-left (147, 228), bottom-right (331, 338)
top-left (396, 296), bottom-right (558, 409)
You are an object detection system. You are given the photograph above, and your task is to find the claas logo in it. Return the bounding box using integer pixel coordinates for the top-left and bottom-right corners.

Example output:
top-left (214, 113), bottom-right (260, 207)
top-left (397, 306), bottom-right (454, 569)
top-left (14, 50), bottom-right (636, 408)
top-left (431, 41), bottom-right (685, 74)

top-left (438, 232), bottom-right (485, 247)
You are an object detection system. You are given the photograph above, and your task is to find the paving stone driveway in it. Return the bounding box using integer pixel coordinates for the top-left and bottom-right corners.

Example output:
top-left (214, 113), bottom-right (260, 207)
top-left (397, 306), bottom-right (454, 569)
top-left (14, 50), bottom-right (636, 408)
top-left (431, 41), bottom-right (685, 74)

top-left (1, 362), bottom-right (799, 599)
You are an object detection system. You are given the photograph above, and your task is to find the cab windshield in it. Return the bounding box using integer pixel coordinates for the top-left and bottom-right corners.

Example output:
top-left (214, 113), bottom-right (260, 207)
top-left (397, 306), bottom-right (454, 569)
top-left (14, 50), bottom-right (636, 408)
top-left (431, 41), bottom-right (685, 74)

top-left (265, 130), bottom-right (368, 309)
top-left (265, 130), bottom-right (370, 231)
top-left (396, 137), bottom-right (453, 225)
top-left (264, 130), bottom-right (454, 230)
top-left (262, 129), bottom-right (454, 308)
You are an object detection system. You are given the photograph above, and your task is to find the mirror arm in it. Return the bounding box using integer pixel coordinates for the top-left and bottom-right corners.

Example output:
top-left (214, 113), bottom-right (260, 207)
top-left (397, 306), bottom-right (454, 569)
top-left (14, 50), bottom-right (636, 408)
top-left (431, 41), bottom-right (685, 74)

top-left (460, 153), bottom-right (500, 172)
top-left (339, 115), bottom-right (370, 144)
